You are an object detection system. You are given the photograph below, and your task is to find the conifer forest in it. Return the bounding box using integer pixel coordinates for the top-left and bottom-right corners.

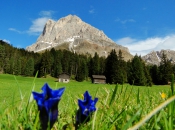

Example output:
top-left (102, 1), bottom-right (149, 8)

top-left (0, 40), bottom-right (174, 86)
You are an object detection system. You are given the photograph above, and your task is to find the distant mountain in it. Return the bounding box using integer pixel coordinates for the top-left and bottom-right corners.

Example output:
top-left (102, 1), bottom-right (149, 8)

top-left (142, 49), bottom-right (175, 65)
top-left (26, 15), bottom-right (133, 60)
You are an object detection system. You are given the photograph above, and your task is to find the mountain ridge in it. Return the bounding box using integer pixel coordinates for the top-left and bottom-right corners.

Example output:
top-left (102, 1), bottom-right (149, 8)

top-left (142, 49), bottom-right (175, 65)
top-left (26, 15), bottom-right (133, 60)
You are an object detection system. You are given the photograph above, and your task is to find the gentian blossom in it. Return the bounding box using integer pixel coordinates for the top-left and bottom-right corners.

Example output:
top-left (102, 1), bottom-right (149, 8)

top-left (76, 91), bottom-right (98, 124)
top-left (32, 83), bottom-right (65, 130)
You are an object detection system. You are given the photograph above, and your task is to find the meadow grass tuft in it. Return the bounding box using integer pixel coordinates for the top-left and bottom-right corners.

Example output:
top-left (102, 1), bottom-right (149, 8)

top-left (0, 74), bottom-right (175, 129)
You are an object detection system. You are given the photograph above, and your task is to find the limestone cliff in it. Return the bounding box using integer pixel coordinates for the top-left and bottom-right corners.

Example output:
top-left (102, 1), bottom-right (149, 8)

top-left (26, 15), bottom-right (133, 60)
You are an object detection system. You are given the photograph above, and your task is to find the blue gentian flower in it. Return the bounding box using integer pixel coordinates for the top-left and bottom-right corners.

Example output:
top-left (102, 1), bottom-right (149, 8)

top-left (76, 91), bottom-right (98, 124)
top-left (32, 83), bottom-right (65, 130)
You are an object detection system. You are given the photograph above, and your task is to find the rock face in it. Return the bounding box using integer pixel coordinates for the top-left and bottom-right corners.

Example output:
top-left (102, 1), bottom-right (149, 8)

top-left (26, 15), bottom-right (133, 60)
top-left (142, 49), bottom-right (175, 65)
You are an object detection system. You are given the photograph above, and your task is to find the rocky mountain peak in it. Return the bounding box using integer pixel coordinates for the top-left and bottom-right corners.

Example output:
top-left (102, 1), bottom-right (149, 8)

top-left (62, 14), bottom-right (81, 22)
top-left (26, 15), bottom-right (133, 60)
top-left (142, 49), bottom-right (175, 65)
top-left (42, 19), bottom-right (55, 36)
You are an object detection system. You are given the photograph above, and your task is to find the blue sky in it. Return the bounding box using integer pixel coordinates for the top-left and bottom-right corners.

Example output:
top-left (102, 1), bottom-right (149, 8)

top-left (1, 0), bottom-right (175, 56)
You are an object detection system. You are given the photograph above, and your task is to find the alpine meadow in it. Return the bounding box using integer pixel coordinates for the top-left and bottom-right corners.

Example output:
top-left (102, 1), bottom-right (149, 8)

top-left (1, 0), bottom-right (175, 129)
top-left (1, 38), bottom-right (175, 129)
top-left (0, 73), bottom-right (174, 130)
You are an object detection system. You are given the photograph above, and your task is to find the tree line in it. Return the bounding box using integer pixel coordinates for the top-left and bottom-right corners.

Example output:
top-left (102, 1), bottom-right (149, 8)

top-left (0, 40), bottom-right (174, 86)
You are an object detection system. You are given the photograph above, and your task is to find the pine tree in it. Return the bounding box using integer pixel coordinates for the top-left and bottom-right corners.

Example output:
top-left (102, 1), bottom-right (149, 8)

top-left (88, 52), bottom-right (100, 76)
top-left (14, 58), bottom-right (21, 75)
top-left (158, 52), bottom-right (172, 85)
top-left (99, 57), bottom-right (106, 75)
top-left (92, 52), bottom-right (100, 75)
top-left (105, 49), bottom-right (118, 84)
top-left (61, 50), bottom-right (70, 73)
top-left (20, 57), bottom-right (27, 75)
top-left (0, 45), bottom-right (5, 72)
top-left (13, 57), bottom-right (18, 75)
top-left (143, 64), bottom-right (152, 86)
top-left (76, 58), bottom-right (86, 82)
top-left (10, 51), bottom-right (19, 75)
top-left (116, 50), bottom-right (127, 84)
top-left (39, 50), bottom-right (53, 77)
top-left (51, 51), bottom-right (62, 78)
top-left (128, 55), bottom-right (146, 86)
top-left (88, 56), bottom-right (93, 77)
top-left (74, 53), bottom-right (79, 79)
top-left (24, 58), bottom-right (34, 76)
top-left (150, 65), bottom-right (159, 85)
top-left (3, 57), bottom-right (10, 74)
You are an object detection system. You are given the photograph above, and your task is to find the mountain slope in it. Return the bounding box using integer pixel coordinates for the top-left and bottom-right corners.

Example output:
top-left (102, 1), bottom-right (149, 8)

top-left (26, 15), bottom-right (133, 60)
top-left (142, 49), bottom-right (175, 65)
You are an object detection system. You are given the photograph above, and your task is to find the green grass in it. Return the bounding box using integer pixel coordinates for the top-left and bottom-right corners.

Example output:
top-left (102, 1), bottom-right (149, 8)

top-left (0, 74), bottom-right (174, 130)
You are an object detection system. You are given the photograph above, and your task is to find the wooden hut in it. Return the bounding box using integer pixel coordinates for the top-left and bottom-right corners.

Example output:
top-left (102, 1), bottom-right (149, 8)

top-left (58, 73), bottom-right (70, 83)
top-left (92, 75), bottom-right (106, 84)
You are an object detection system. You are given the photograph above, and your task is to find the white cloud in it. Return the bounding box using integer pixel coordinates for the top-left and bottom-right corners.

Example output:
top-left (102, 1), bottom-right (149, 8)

top-left (9, 11), bottom-right (54, 35)
top-left (121, 19), bottom-right (135, 24)
top-left (9, 28), bottom-right (23, 34)
top-left (116, 35), bottom-right (175, 56)
top-left (89, 9), bottom-right (95, 14)
top-left (116, 37), bottom-right (137, 44)
top-left (155, 35), bottom-right (175, 50)
top-left (28, 10), bottom-right (54, 35)
top-left (2, 39), bottom-right (10, 43)
top-left (115, 18), bottom-right (136, 24)
top-left (28, 17), bottom-right (50, 35)
top-left (39, 10), bottom-right (54, 17)
top-left (89, 6), bottom-right (95, 14)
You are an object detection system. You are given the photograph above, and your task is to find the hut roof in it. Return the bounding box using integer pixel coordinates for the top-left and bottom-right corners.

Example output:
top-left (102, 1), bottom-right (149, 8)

top-left (92, 75), bottom-right (106, 79)
top-left (58, 73), bottom-right (70, 79)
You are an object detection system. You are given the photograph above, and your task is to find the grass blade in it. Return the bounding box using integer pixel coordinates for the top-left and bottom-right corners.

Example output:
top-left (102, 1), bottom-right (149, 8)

top-left (26, 71), bottom-right (38, 111)
top-left (14, 75), bottom-right (23, 100)
top-left (109, 84), bottom-right (118, 106)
